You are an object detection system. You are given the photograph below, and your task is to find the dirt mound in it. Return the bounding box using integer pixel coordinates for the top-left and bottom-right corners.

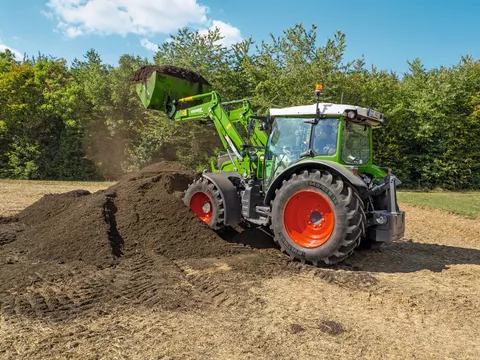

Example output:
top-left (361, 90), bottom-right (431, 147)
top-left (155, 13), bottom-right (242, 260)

top-left (0, 161), bottom-right (271, 320)
top-left (8, 161), bottom-right (243, 267)
top-left (16, 190), bottom-right (121, 266)
top-left (130, 65), bottom-right (210, 85)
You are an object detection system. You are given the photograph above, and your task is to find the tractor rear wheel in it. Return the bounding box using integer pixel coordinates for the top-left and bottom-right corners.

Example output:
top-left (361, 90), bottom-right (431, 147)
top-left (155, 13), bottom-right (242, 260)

top-left (270, 170), bottom-right (365, 266)
top-left (183, 178), bottom-right (225, 230)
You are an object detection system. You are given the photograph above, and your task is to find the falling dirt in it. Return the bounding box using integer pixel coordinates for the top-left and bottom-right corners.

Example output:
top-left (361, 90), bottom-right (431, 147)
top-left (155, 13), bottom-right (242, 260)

top-left (0, 167), bottom-right (479, 359)
top-left (130, 65), bottom-right (211, 85)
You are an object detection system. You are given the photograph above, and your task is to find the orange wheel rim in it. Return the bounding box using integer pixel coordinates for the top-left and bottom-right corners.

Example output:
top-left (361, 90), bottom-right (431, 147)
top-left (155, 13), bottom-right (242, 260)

top-left (283, 190), bottom-right (335, 248)
top-left (190, 192), bottom-right (213, 223)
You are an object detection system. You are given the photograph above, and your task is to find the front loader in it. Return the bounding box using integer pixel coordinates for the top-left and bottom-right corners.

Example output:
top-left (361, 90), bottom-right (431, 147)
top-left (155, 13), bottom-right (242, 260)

top-left (132, 66), bottom-right (405, 266)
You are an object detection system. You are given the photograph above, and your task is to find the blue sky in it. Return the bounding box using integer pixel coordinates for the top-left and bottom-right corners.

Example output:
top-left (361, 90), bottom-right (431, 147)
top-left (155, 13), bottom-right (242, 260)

top-left (0, 0), bottom-right (479, 74)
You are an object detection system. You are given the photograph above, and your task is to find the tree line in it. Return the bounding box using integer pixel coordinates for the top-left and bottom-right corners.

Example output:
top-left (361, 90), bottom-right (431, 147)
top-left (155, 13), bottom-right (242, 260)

top-left (1, 24), bottom-right (479, 189)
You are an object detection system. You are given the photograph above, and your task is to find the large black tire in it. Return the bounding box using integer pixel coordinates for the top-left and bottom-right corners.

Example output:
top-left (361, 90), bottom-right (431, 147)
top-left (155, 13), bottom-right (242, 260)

top-left (183, 178), bottom-right (225, 230)
top-left (270, 170), bottom-right (366, 266)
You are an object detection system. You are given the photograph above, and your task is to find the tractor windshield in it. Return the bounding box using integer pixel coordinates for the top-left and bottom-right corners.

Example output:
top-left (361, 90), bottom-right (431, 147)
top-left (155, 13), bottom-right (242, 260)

top-left (340, 122), bottom-right (371, 165)
top-left (264, 117), bottom-right (340, 188)
top-left (264, 118), bottom-right (310, 188)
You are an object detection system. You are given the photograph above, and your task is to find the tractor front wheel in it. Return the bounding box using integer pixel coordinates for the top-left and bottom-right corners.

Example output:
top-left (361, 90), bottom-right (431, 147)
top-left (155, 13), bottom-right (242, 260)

top-left (183, 178), bottom-right (225, 230)
top-left (270, 170), bottom-right (365, 266)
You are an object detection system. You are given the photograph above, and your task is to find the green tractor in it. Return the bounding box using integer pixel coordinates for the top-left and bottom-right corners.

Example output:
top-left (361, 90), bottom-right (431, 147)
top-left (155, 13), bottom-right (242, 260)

top-left (132, 67), bottom-right (405, 266)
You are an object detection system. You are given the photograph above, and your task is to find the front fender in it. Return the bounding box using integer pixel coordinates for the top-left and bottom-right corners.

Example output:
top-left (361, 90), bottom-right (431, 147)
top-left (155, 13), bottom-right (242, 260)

top-left (264, 160), bottom-right (368, 205)
top-left (202, 172), bottom-right (242, 227)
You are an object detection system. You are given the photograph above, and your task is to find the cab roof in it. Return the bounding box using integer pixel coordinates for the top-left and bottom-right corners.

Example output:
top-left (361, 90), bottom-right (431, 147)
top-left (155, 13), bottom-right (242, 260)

top-left (269, 103), bottom-right (385, 126)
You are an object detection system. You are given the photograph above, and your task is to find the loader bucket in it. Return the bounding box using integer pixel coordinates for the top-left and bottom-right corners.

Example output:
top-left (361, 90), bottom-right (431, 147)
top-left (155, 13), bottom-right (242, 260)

top-left (131, 65), bottom-right (212, 111)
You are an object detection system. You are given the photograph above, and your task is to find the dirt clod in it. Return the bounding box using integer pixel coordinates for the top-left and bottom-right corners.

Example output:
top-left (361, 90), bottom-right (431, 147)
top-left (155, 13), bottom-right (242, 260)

top-left (318, 320), bottom-right (345, 336)
top-left (290, 323), bottom-right (305, 334)
top-left (0, 222), bottom-right (24, 245)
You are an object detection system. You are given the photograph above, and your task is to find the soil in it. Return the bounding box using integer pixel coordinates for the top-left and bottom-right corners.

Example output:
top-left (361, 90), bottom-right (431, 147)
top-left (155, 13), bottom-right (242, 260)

top-left (0, 161), bottom-right (287, 322)
top-left (130, 65), bottom-right (211, 85)
top-left (0, 165), bottom-right (479, 359)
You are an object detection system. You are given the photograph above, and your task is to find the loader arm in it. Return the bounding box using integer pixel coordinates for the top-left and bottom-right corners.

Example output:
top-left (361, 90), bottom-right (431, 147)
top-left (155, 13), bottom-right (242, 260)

top-left (173, 91), bottom-right (263, 176)
top-left (221, 99), bottom-right (268, 147)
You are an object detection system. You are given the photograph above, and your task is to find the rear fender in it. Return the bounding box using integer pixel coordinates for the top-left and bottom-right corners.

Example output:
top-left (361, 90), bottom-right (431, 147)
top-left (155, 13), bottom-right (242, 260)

top-left (264, 160), bottom-right (368, 205)
top-left (202, 172), bottom-right (242, 227)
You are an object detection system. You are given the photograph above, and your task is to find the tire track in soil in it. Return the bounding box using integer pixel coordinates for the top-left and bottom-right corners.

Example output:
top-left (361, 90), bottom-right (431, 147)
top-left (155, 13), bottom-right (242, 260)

top-left (172, 259), bottom-right (239, 308)
top-left (108, 252), bottom-right (203, 309)
top-left (170, 249), bottom-right (314, 309)
top-left (1, 268), bottom-right (114, 322)
top-left (0, 245), bottom-right (380, 323)
top-left (0, 252), bottom-right (205, 322)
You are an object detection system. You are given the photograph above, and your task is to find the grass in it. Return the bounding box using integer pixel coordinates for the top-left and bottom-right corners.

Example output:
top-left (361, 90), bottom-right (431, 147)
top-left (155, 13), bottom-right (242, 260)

top-left (398, 191), bottom-right (480, 219)
top-left (0, 179), bottom-right (114, 217)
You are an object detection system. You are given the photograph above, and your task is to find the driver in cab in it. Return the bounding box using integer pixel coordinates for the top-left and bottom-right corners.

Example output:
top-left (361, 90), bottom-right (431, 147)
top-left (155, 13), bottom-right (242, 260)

top-left (313, 122), bottom-right (337, 155)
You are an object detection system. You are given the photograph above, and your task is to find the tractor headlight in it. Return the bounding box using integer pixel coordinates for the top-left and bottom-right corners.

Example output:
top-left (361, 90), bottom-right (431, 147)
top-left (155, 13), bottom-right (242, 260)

top-left (346, 110), bottom-right (357, 120)
top-left (376, 215), bottom-right (388, 225)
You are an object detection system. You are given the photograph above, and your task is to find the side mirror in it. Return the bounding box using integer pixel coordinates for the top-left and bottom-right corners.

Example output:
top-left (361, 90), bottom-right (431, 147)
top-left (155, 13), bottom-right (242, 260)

top-left (250, 116), bottom-right (273, 132)
top-left (258, 122), bottom-right (272, 131)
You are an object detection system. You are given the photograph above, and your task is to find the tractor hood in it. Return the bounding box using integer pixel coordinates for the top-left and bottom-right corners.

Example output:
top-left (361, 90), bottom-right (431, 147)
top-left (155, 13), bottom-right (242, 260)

top-left (270, 103), bottom-right (385, 126)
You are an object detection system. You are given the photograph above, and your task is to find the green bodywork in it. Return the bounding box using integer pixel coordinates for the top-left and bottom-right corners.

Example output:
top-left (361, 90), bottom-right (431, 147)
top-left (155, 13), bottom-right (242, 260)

top-left (134, 69), bottom-right (267, 177)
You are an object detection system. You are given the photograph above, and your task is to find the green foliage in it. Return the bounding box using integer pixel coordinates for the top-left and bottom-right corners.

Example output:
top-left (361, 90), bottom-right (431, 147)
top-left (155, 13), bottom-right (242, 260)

top-left (0, 24), bottom-right (479, 189)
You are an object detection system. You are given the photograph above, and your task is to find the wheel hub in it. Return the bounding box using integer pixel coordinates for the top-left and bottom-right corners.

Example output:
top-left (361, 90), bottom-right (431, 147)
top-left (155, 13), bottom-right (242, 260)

top-left (310, 211), bottom-right (324, 225)
top-left (190, 192), bottom-right (213, 224)
top-left (202, 202), bottom-right (211, 214)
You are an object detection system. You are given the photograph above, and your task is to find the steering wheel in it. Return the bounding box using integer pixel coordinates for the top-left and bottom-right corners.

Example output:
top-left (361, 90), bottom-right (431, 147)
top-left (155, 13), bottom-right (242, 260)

top-left (347, 155), bottom-right (362, 164)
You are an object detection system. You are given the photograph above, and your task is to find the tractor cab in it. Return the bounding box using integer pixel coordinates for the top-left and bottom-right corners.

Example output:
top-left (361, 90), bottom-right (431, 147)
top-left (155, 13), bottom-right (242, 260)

top-left (265, 103), bottom-right (385, 189)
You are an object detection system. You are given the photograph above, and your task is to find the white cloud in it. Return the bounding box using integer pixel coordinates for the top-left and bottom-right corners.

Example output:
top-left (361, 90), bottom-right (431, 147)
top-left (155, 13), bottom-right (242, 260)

top-left (140, 38), bottom-right (159, 52)
top-left (41, 10), bottom-right (54, 20)
top-left (64, 25), bottom-right (83, 38)
top-left (0, 44), bottom-right (22, 60)
top-left (46, 0), bottom-right (209, 38)
top-left (44, 0), bottom-right (243, 50)
top-left (199, 20), bottom-right (243, 47)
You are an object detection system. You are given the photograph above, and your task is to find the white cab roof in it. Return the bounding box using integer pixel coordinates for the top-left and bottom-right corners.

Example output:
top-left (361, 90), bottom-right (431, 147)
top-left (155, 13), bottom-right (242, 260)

top-left (271, 103), bottom-right (359, 116)
top-left (269, 103), bottom-right (385, 126)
